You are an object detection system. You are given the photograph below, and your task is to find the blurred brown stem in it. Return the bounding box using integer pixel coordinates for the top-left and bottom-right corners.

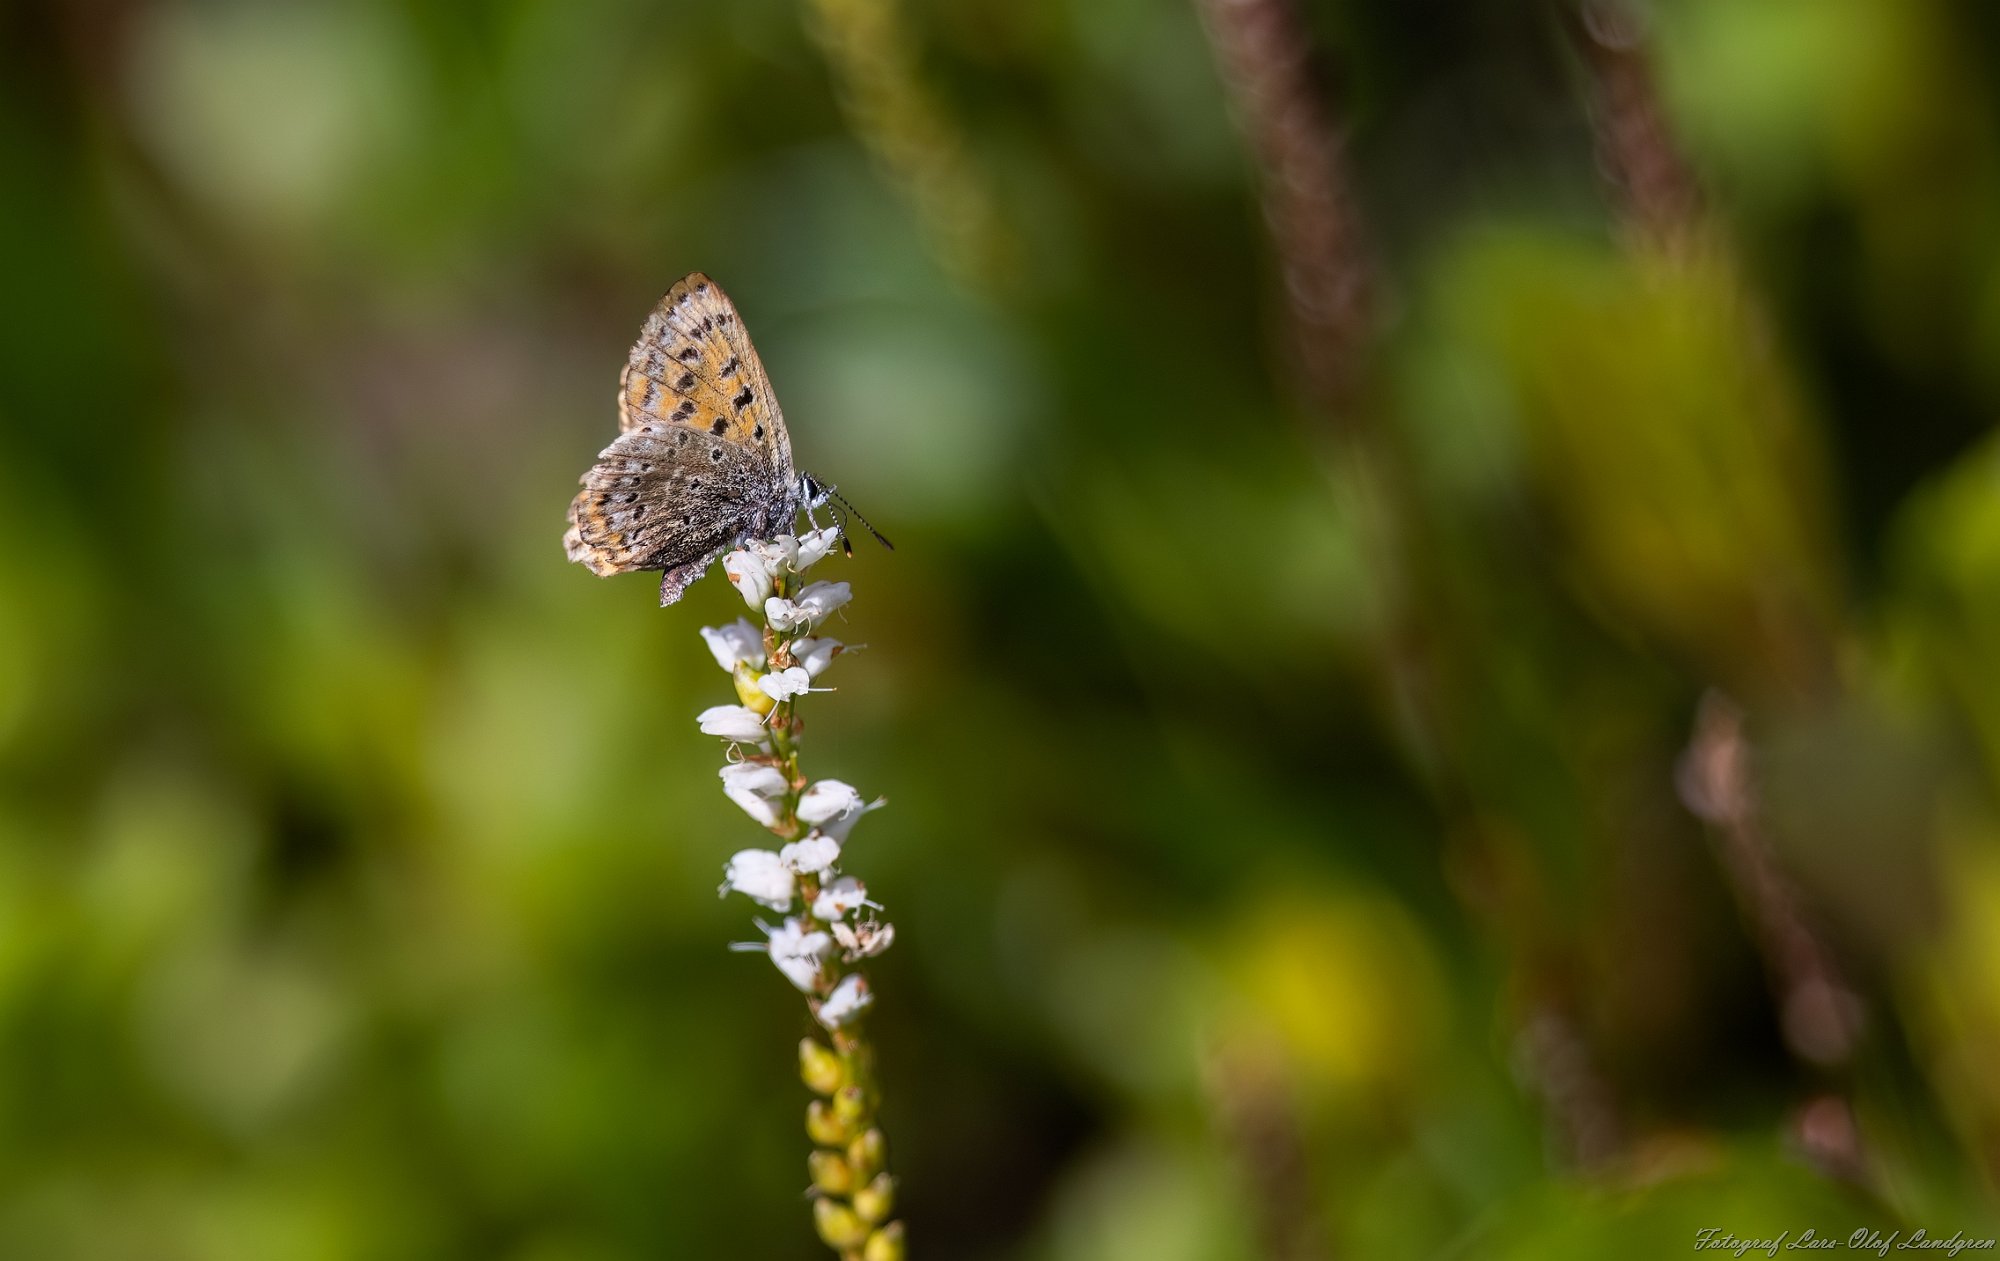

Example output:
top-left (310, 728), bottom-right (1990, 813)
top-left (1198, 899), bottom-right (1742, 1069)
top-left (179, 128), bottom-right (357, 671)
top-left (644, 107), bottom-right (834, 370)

top-left (1678, 693), bottom-right (1866, 1069)
top-left (1194, 0), bottom-right (1376, 421)
top-left (1565, 0), bottom-right (1706, 254)
top-left (1197, 0), bottom-right (1639, 1184)
top-left (1517, 1001), bottom-right (1626, 1170)
top-left (1204, 1039), bottom-right (1335, 1261)
top-left (1678, 693), bottom-right (1874, 1182)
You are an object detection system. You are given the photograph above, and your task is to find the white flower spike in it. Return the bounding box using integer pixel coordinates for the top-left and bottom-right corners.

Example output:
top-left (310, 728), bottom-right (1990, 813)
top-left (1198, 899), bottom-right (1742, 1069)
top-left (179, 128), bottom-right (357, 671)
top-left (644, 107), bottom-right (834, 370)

top-left (691, 525), bottom-right (901, 1224)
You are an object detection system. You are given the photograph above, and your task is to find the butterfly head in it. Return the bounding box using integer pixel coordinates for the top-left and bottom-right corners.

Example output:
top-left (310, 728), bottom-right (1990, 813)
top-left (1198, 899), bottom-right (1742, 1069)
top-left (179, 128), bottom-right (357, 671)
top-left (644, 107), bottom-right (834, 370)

top-left (798, 474), bottom-right (894, 556)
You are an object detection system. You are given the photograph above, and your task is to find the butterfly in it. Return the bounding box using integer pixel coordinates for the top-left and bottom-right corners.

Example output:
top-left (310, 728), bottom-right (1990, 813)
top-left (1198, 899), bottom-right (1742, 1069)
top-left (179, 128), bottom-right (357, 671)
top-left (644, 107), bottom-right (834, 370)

top-left (564, 273), bottom-right (886, 605)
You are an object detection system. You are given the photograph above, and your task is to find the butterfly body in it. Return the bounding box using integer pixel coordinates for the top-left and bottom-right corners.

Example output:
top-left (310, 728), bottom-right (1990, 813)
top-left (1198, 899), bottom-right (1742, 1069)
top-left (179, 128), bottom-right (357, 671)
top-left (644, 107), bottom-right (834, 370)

top-left (565, 273), bottom-right (817, 604)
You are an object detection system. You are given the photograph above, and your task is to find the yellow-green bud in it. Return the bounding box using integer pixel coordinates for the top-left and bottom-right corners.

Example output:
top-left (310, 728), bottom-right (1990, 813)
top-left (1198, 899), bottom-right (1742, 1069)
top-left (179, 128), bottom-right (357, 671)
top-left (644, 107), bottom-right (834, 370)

top-left (853, 1173), bottom-right (896, 1225)
top-left (813, 1198), bottom-right (870, 1250)
top-left (734, 663), bottom-right (774, 714)
top-left (807, 1150), bottom-right (854, 1196)
top-left (832, 1084), bottom-right (869, 1125)
top-left (806, 1099), bottom-right (851, 1146)
top-left (863, 1221), bottom-right (906, 1261)
top-left (847, 1128), bottom-right (887, 1181)
top-left (799, 1038), bottom-right (846, 1095)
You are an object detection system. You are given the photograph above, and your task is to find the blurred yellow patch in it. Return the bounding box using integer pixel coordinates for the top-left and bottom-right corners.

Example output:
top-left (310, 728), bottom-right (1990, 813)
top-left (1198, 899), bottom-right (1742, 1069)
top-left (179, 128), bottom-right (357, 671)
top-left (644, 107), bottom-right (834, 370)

top-left (1913, 813), bottom-right (2000, 1138)
top-left (1217, 883), bottom-right (1448, 1104)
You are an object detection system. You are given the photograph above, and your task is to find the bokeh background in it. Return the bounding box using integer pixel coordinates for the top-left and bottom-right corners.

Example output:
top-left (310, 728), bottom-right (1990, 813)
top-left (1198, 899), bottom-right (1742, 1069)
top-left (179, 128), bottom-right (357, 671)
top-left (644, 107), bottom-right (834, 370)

top-left (5, 0), bottom-right (2000, 1256)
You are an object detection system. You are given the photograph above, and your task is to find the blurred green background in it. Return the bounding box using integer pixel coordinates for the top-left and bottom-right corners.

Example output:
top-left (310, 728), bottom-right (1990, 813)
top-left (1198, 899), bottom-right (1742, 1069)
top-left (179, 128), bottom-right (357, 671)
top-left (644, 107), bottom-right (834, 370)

top-left (5, 0), bottom-right (2000, 1256)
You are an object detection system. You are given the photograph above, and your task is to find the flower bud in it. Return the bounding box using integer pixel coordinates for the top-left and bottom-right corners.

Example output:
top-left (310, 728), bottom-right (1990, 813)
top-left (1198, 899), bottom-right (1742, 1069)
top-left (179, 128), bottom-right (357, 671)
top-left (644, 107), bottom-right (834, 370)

top-left (853, 1173), bottom-right (896, 1225)
top-left (847, 1128), bottom-right (887, 1181)
top-left (832, 1084), bottom-right (870, 1125)
top-left (813, 1198), bottom-right (870, 1251)
top-left (806, 1099), bottom-right (851, 1146)
top-left (863, 1222), bottom-right (906, 1261)
top-left (799, 1038), bottom-right (846, 1095)
top-left (807, 1149), bottom-right (854, 1196)
top-left (735, 662), bottom-right (775, 714)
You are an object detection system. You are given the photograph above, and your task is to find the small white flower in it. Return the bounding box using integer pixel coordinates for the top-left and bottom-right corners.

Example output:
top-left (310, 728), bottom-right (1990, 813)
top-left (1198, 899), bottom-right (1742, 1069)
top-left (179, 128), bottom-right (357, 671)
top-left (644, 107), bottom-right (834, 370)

top-left (797, 779), bottom-right (863, 824)
top-left (817, 973), bottom-right (873, 1027)
top-left (751, 535), bottom-right (800, 573)
top-left (720, 849), bottom-right (794, 910)
top-left (762, 917), bottom-right (831, 992)
top-left (719, 762), bottom-right (789, 828)
top-left (812, 875), bottom-right (876, 921)
top-left (831, 919), bottom-right (895, 961)
top-left (792, 636), bottom-right (843, 678)
top-left (757, 666), bottom-right (819, 703)
top-left (700, 619), bottom-right (766, 672)
top-left (796, 527), bottom-right (842, 568)
top-left (722, 549), bottom-right (774, 608)
top-left (798, 580), bottom-right (852, 621)
top-left (780, 833), bottom-right (841, 875)
top-left (698, 705), bottom-right (770, 743)
top-left (765, 581), bottom-right (852, 632)
top-left (763, 597), bottom-right (807, 633)
top-left (797, 779), bottom-right (882, 842)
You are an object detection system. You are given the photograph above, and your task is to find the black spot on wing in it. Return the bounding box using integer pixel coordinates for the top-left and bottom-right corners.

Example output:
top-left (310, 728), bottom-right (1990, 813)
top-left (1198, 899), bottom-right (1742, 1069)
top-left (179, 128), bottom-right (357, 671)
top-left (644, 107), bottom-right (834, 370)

top-left (731, 387), bottom-right (754, 411)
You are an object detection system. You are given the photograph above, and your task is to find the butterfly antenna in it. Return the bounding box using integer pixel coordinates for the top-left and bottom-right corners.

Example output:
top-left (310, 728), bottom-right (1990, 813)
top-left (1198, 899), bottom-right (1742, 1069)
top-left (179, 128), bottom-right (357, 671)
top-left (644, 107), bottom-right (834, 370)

top-left (831, 504), bottom-right (856, 558)
top-left (830, 491), bottom-right (894, 551)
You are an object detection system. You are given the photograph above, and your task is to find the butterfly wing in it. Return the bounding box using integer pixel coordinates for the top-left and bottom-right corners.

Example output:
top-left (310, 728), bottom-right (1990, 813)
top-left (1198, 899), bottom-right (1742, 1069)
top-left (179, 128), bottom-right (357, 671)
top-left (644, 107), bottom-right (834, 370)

top-left (619, 273), bottom-right (795, 490)
top-left (564, 423), bottom-right (783, 604)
